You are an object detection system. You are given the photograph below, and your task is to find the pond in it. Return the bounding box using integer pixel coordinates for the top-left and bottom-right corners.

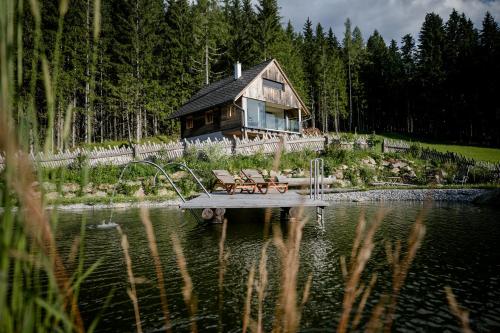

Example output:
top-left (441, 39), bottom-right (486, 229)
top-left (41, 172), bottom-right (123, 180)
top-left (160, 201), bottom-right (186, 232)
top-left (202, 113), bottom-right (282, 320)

top-left (54, 202), bottom-right (500, 332)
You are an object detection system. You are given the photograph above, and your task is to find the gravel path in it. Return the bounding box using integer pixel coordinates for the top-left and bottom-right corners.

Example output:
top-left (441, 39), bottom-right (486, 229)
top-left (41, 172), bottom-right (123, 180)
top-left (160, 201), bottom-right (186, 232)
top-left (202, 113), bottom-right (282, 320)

top-left (324, 189), bottom-right (488, 202)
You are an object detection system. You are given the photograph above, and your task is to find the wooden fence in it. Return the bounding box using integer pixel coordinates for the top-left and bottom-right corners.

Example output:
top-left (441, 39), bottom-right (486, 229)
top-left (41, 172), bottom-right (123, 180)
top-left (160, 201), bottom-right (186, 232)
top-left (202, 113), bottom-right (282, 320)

top-left (383, 138), bottom-right (500, 172)
top-left (1, 134), bottom-right (368, 170)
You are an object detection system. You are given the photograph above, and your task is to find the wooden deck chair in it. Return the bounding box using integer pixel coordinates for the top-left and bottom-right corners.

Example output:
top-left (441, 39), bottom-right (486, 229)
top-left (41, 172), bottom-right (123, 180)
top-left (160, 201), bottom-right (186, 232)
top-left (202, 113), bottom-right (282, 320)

top-left (240, 169), bottom-right (288, 194)
top-left (212, 170), bottom-right (256, 195)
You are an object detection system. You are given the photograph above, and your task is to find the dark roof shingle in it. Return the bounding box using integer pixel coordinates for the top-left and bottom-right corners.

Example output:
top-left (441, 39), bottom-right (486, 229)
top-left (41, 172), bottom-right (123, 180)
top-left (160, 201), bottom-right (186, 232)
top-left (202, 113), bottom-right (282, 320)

top-left (170, 59), bottom-right (273, 119)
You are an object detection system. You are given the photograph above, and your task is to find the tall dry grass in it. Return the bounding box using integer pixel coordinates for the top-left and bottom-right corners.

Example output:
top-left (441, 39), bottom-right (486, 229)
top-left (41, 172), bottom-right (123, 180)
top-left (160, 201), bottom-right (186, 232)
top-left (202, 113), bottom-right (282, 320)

top-left (117, 225), bottom-right (143, 333)
top-left (140, 207), bottom-right (172, 333)
top-left (171, 234), bottom-right (198, 333)
top-left (0, 0), bottom-right (103, 331)
top-left (218, 218), bottom-right (229, 332)
top-left (445, 287), bottom-right (473, 333)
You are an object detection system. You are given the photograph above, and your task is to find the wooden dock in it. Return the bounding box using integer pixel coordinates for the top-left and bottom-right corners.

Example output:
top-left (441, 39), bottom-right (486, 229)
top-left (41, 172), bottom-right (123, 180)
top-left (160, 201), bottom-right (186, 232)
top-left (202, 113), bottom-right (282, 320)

top-left (179, 190), bottom-right (328, 209)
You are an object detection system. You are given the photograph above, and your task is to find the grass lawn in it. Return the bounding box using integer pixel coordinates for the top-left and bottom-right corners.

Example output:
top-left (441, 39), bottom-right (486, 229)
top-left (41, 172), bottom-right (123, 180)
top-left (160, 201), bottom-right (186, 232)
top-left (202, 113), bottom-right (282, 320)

top-left (377, 133), bottom-right (500, 163)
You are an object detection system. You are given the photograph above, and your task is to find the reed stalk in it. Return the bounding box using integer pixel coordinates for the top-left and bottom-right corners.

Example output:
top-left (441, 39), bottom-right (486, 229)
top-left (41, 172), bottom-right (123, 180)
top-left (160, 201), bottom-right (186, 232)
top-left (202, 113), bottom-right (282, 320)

top-left (242, 264), bottom-right (256, 333)
top-left (445, 287), bottom-right (473, 333)
top-left (140, 207), bottom-right (172, 333)
top-left (218, 218), bottom-right (229, 333)
top-left (257, 241), bottom-right (270, 333)
top-left (337, 211), bottom-right (384, 333)
top-left (384, 213), bottom-right (426, 332)
top-left (272, 209), bottom-right (309, 333)
top-left (171, 234), bottom-right (198, 333)
top-left (117, 226), bottom-right (143, 333)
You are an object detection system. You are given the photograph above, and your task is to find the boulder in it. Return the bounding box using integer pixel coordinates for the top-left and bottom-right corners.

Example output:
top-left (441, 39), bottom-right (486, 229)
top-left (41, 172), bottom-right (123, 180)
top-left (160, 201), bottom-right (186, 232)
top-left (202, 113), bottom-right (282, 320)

top-left (45, 192), bottom-right (59, 200)
top-left (62, 183), bottom-right (80, 193)
top-left (390, 167), bottom-right (400, 175)
top-left (392, 161), bottom-right (408, 169)
top-left (42, 182), bottom-right (56, 192)
top-left (157, 188), bottom-right (174, 197)
top-left (82, 183), bottom-right (93, 194)
top-left (295, 169), bottom-right (305, 177)
top-left (333, 169), bottom-right (344, 180)
top-left (125, 181), bottom-right (141, 187)
top-left (332, 179), bottom-right (352, 188)
top-left (171, 171), bottom-right (188, 181)
top-left (94, 191), bottom-right (107, 198)
top-left (97, 183), bottom-right (112, 192)
top-left (381, 160), bottom-right (391, 167)
top-left (64, 193), bottom-right (76, 199)
top-left (361, 157), bottom-right (376, 165)
top-left (133, 187), bottom-right (145, 198)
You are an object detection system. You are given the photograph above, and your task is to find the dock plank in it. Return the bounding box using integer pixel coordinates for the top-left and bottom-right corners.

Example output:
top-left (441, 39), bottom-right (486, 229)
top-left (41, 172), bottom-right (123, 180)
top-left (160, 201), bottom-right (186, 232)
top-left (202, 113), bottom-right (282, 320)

top-left (180, 190), bottom-right (328, 209)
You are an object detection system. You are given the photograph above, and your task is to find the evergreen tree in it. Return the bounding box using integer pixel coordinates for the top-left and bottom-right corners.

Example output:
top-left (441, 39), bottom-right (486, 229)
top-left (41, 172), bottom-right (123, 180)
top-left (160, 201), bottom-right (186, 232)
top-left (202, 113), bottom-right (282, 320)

top-left (478, 12), bottom-right (500, 145)
top-left (364, 30), bottom-right (387, 131)
top-left (302, 18), bottom-right (316, 127)
top-left (417, 12), bottom-right (445, 136)
top-left (165, 0), bottom-right (197, 114)
top-left (401, 34), bottom-right (416, 133)
top-left (273, 22), bottom-right (307, 105)
top-left (255, 0), bottom-right (282, 61)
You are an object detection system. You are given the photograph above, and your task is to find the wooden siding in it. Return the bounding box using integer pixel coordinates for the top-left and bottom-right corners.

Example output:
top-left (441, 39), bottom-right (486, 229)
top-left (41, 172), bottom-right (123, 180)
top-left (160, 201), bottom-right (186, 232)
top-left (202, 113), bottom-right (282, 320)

top-left (181, 104), bottom-right (242, 139)
top-left (241, 62), bottom-right (301, 109)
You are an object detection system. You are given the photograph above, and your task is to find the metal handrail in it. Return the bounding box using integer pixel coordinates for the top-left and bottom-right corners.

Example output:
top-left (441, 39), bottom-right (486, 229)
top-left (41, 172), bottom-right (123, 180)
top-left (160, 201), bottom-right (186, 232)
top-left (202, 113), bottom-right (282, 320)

top-left (309, 158), bottom-right (324, 200)
top-left (108, 160), bottom-right (208, 224)
top-left (152, 162), bottom-right (211, 198)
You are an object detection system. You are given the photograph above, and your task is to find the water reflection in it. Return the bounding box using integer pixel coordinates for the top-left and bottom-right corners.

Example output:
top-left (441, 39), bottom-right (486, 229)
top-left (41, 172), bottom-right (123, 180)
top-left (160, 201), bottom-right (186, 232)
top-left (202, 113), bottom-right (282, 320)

top-left (54, 202), bottom-right (500, 332)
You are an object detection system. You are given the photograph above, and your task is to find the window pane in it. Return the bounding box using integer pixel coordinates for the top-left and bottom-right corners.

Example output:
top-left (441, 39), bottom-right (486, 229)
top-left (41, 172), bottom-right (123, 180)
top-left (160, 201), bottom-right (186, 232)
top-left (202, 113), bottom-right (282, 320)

top-left (247, 99), bottom-right (265, 128)
top-left (263, 79), bottom-right (284, 91)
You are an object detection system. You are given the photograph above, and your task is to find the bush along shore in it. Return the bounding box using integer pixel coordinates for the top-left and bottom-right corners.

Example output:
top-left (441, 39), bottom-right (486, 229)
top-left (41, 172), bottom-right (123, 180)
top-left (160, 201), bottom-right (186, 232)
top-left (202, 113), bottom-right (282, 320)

top-left (3, 142), bottom-right (495, 208)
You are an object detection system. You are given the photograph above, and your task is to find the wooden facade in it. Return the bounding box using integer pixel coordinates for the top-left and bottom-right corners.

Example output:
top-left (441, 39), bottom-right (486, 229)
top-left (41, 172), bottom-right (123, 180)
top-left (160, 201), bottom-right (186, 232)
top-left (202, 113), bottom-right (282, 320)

top-left (181, 104), bottom-right (243, 139)
top-left (176, 59), bottom-right (309, 140)
top-left (239, 63), bottom-right (303, 110)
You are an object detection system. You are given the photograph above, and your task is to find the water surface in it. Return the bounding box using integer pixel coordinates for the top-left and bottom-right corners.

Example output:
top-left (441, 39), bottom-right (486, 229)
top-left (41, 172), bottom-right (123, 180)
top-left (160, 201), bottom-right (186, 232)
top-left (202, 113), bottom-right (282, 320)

top-left (54, 202), bottom-right (500, 332)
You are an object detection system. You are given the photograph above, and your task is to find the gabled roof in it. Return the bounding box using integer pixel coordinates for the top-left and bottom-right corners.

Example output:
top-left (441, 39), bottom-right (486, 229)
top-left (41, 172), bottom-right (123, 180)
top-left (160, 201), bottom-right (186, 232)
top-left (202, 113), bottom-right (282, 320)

top-left (170, 59), bottom-right (309, 119)
top-left (170, 59), bottom-right (273, 119)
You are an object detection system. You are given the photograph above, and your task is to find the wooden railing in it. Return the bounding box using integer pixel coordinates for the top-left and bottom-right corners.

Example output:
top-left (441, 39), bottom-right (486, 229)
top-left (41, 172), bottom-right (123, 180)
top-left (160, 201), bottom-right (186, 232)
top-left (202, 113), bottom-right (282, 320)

top-left (0, 134), bottom-right (370, 170)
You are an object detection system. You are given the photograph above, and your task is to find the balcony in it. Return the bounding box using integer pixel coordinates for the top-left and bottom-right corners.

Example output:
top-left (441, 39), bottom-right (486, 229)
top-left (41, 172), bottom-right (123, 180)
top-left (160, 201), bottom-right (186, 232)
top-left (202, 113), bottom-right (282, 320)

top-left (245, 98), bottom-right (300, 134)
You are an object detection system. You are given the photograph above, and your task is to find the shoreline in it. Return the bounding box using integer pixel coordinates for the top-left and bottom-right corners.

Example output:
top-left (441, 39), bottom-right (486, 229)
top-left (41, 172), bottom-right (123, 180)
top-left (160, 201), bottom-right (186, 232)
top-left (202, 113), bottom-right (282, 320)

top-left (49, 199), bottom-right (182, 211)
top-left (324, 188), bottom-right (488, 202)
top-left (0, 188), bottom-right (493, 212)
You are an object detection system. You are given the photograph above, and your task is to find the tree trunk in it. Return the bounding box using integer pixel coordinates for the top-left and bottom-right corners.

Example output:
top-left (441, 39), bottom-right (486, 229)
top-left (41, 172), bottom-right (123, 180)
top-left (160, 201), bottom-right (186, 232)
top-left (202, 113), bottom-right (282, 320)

top-left (72, 95), bottom-right (76, 147)
top-left (85, 0), bottom-right (91, 143)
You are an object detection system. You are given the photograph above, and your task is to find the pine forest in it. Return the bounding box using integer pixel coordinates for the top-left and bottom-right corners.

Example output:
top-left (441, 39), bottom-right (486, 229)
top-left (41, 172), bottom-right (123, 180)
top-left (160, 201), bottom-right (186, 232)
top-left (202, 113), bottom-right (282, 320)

top-left (14, 0), bottom-right (500, 150)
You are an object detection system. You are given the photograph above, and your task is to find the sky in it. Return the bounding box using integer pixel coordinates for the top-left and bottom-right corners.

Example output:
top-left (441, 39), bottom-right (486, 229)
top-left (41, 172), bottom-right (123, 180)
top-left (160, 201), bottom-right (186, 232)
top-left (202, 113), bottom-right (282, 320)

top-left (276, 0), bottom-right (500, 44)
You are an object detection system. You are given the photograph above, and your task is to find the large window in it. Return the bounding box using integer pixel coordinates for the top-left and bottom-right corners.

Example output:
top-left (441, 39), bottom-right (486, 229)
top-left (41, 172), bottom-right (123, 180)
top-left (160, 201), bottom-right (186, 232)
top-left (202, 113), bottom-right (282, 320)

top-left (266, 106), bottom-right (285, 131)
top-left (246, 98), bottom-right (266, 128)
top-left (245, 98), bottom-right (300, 133)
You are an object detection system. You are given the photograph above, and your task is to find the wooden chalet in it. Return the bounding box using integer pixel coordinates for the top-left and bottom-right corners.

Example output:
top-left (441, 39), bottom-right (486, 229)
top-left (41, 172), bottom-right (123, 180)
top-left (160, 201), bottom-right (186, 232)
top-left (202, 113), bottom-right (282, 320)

top-left (170, 59), bottom-right (310, 140)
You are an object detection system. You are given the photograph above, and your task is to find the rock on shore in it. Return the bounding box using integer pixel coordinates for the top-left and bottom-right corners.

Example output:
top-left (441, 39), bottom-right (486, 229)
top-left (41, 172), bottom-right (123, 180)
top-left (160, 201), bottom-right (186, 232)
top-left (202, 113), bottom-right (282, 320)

top-left (324, 189), bottom-right (489, 202)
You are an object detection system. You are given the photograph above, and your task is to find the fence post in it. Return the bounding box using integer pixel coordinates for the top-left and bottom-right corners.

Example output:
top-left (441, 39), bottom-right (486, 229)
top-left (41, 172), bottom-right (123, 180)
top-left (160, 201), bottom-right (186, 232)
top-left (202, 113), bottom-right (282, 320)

top-left (132, 144), bottom-right (138, 159)
top-left (281, 135), bottom-right (288, 153)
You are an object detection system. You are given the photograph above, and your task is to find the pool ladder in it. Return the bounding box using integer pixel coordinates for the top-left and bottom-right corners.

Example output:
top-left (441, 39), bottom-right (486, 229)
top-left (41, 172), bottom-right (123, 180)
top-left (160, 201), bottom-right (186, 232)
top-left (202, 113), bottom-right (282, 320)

top-left (310, 158), bottom-right (325, 228)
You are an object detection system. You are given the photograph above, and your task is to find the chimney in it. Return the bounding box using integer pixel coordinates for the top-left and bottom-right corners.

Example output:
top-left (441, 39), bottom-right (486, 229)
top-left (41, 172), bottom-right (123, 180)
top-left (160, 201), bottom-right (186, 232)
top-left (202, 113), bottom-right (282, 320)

top-left (234, 62), bottom-right (242, 80)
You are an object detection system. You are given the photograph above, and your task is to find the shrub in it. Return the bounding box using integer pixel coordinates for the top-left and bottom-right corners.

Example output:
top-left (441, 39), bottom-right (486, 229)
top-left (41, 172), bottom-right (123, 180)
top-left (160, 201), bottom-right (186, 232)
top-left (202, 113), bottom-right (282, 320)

top-left (359, 166), bottom-right (376, 184)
